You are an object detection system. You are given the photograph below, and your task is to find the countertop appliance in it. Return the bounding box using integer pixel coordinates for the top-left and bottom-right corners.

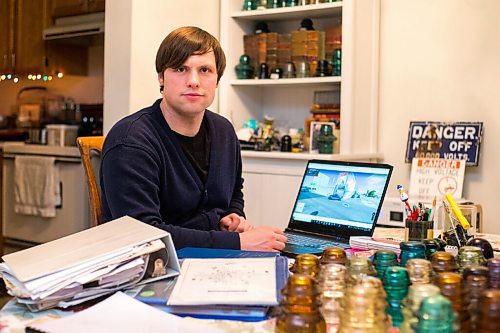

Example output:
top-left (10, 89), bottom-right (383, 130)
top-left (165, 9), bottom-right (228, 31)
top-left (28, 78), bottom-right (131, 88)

top-left (2, 143), bottom-right (90, 250)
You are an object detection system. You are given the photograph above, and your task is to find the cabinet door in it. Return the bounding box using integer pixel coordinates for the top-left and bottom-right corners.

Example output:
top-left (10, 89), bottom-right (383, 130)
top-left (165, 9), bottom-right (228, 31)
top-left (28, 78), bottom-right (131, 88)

top-left (14, 0), bottom-right (50, 73)
top-left (87, 0), bottom-right (105, 14)
top-left (0, 0), bottom-right (15, 73)
top-left (261, 174), bottom-right (303, 230)
top-left (51, 0), bottom-right (86, 18)
top-left (242, 172), bottom-right (263, 227)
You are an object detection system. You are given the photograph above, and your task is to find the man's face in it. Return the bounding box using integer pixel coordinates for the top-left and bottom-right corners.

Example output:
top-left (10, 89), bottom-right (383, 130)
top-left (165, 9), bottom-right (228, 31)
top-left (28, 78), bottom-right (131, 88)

top-left (158, 51), bottom-right (218, 118)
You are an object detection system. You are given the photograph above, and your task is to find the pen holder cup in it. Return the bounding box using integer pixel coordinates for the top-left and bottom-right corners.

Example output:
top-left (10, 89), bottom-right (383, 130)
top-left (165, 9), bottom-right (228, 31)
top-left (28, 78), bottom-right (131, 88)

top-left (405, 219), bottom-right (434, 242)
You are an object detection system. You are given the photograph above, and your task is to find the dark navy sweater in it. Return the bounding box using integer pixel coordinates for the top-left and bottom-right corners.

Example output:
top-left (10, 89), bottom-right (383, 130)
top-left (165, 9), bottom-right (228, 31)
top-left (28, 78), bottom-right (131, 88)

top-left (100, 99), bottom-right (243, 249)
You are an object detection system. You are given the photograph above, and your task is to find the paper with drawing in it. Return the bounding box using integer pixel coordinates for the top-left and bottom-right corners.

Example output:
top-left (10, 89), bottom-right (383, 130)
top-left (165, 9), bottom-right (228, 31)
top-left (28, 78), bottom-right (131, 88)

top-left (168, 258), bottom-right (277, 306)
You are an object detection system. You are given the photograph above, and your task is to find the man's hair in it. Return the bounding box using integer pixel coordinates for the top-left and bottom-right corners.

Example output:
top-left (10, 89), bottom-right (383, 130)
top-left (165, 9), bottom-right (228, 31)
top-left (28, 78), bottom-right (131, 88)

top-left (155, 26), bottom-right (226, 86)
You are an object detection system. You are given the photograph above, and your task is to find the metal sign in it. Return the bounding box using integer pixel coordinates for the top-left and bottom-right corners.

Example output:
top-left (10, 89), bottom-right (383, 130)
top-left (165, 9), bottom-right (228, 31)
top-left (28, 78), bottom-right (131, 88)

top-left (405, 122), bottom-right (483, 166)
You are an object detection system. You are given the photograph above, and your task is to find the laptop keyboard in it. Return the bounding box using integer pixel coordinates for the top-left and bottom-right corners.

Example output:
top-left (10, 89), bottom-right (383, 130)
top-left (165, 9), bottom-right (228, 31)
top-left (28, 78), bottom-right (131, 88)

top-left (285, 232), bottom-right (350, 250)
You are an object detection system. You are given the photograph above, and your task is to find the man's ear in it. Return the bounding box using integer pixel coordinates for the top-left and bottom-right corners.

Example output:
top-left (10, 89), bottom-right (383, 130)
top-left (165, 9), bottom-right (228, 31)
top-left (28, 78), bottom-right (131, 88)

top-left (158, 72), bottom-right (164, 86)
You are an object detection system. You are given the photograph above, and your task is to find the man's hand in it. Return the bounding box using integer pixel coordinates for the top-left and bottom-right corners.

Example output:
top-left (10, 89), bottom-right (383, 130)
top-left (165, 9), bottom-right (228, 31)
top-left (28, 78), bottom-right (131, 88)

top-left (219, 213), bottom-right (253, 233)
top-left (239, 226), bottom-right (287, 252)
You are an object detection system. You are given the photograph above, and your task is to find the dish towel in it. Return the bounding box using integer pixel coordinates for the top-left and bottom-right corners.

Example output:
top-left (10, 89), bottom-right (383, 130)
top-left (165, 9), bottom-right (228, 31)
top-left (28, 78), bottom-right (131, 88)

top-left (14, 155), bottom-right (61, 218)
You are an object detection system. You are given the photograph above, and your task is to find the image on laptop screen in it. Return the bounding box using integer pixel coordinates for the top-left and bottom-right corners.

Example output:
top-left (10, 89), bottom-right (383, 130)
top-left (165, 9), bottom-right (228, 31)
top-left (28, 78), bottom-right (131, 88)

top-left (291, 161), bottom-right (392, 235)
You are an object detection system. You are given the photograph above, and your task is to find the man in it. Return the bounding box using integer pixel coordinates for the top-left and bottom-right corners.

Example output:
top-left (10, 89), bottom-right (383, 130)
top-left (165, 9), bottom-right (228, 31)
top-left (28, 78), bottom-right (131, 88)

top-left (100, 26), bottom-right (286, 251)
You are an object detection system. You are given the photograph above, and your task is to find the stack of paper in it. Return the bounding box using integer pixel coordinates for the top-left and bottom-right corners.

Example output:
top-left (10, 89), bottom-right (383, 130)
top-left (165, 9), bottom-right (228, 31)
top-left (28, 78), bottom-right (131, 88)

top-left (0, 216), bottom-right (180, 311)
top-left (349, 236), bottom-right (402, 254)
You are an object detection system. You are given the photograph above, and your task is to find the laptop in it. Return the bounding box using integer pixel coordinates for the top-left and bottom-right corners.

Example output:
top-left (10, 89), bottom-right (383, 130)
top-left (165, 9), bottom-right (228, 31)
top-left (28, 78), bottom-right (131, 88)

top-left (281, 160), bottom-right (393, 257)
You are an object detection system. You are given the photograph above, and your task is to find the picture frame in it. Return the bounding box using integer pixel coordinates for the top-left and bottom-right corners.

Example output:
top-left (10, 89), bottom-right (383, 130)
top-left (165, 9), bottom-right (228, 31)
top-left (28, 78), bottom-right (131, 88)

top-left (309, 121), bottom-right (336, 153)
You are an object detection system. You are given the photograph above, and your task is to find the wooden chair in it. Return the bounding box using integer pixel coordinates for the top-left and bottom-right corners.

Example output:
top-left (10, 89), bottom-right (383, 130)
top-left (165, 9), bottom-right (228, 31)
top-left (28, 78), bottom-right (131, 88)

top-left (77, 136), bottom-right (105, 228)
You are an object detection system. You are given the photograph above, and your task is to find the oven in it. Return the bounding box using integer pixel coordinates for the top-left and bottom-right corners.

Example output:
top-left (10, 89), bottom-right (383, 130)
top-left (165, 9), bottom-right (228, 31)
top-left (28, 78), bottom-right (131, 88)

top-left (2, 143), bottom-right (90, 250)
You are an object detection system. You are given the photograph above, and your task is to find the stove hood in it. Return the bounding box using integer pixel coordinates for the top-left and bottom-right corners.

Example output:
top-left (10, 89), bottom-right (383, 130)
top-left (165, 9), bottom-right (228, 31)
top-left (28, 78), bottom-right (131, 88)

top-left (43, 12), bottom-right (104, 41)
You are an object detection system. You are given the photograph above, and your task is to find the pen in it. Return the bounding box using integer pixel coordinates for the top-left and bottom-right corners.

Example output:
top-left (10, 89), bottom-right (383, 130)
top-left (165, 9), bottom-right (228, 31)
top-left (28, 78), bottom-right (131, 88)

top-left (429, 196), bottom-right (436, 222)
top-left (445, 193), bottom-right (470, 230)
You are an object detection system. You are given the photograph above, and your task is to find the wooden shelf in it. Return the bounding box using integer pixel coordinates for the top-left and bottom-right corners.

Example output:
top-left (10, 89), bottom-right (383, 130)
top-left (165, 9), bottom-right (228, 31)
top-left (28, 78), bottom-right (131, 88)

top-left (231, 2), bottom-right (343, 21)
top-left (241, 150), bottom-right (383, 161)
top-left (230, 76), bottom-right (341, 87)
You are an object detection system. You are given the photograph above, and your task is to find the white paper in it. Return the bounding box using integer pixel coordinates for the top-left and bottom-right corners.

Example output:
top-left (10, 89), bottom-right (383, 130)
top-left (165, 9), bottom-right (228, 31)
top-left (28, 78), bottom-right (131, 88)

top-left (168, 258), bottom-right (277, 306)
top-left (28, 292), bottom-right (226, 333)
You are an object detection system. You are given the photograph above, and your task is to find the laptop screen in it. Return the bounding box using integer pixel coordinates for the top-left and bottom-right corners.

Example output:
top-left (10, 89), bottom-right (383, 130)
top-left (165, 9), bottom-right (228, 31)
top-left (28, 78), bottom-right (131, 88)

top-left (288, 160), bottom-right (393, 238)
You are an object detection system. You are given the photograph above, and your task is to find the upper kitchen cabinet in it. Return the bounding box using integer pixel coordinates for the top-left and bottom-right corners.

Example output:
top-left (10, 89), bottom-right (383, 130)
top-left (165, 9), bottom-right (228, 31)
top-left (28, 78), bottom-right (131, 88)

top-left (0, 0), bottom-right (96, 78)
top-left (0, 0), bottom-right (49, 75)
top-left (51, 0), bottom-right (105, 18)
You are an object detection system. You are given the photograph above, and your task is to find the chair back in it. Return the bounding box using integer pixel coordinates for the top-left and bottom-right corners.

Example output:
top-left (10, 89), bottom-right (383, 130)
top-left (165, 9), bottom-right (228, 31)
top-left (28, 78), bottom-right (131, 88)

top-left (77, 136), bottom-right (105, 228)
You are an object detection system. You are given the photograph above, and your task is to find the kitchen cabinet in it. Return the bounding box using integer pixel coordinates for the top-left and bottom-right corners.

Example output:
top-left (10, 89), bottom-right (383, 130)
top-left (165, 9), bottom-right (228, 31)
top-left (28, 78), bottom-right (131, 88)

top-left (219, 1), bottom-right (383, 227)
top-left (0, 0), bottom-right (49, 74)
top-left (0, 0), bottom-right (89, 76)
top-left (51, 0), bottom-right (105, 18)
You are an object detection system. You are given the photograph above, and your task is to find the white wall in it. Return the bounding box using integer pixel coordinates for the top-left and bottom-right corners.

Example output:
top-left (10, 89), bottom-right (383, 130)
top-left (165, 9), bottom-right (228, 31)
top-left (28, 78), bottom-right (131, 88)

top-left (103, 0), bottom-right (220, 134)
top-left (379, 0), bottom-right (500, 233)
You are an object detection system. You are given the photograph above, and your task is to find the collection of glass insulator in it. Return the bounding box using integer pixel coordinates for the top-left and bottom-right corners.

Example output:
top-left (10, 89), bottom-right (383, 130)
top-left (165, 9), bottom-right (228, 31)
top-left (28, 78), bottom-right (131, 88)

top-left (319, 247), bottom-right (347, 266)
top-left (399, 241), bottom-right (426, 267)
top-left (412, 294), bottom-right (457, 333)
top-left (399, 283), bottom-right (441, 333)
top-left (372, 250), bottom-right (398, 280)
top-left (464, 274), bottom-right (488, 332)
top-left (345, 257), bottom-right (377, 286)
top-left (406, 258), bottom-right (433, 284)
top-left (338, 276), bottom-right (391, 333)
top-left (291, 253), bottom-right (321, 278)
top-left (456, 246), bottom-right (487, 273)
top-left (434, 272), bottom-right (470, 333)
top-left (476, 289), bottom-right (500, 332)
top-left (276, 273), bottom-right (326, 333)
top-left (317, 263), bottom-right (346, 331)
top-left (382, 266), bottom-right (410, 327)
top-left (487, 258), bottom-right (500, 289)
top-left (431, 251), bottom-right (458, 273)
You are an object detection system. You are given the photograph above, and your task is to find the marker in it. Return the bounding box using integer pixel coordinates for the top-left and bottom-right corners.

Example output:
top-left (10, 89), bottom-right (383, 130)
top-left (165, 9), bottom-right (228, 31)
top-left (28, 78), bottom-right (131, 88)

top-left (445, 193), bottom-right (470, 230)
top-left (396, 184), bottom-right (412, 216)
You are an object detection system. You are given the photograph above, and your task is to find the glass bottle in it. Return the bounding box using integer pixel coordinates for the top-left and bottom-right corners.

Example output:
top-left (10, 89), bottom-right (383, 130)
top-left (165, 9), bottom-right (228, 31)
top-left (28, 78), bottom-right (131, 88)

top-left (399, 241), bottom-right (426, 267)
top-left (477, 289), bottom-right (500, 333)
top-left (382, 266), bottom-right (410, 327)
top-left (430, 251), bottom-right (458, 273)
top-left (331, 48), bottom-right (341, 76)
top-left (422, 239), bottom-right (441, 260)
top-left (406, 258), bottom-right (433, 284)
top-left (456, 245), bottom-right (487, 273)
top-left (242, 0), bottom-right (257, 10)
top-left (372, 249), bottom-right (398, 280)
top-left (465, 275), bottom-right (488, 332)
top-left (413, 294), bottom-right (457, 333)
top-left (345, 257), bottom-right (377, 286)
top-left (399, 283), bottom-right (441, 333)
top-left (339, 276), bottom-right (390, 333)
top-left (234, 55), bottom-right (255, 79)
top-left (319, 247), bottom-right (347, 266)
top-left (434, 272), bottom-right (470, 333)
top-left (317, 124), bottom-right (334, 154)
top-left (487, 258), bottom-right (500, 289)
top-left (462, 265), bottom-right (489, 281)
top-left (276, 273), bottom-right (326, 333)
top-left (317, 263), bottom-right (346, 331)
top-left (291, 253), bottom-right (320, 278)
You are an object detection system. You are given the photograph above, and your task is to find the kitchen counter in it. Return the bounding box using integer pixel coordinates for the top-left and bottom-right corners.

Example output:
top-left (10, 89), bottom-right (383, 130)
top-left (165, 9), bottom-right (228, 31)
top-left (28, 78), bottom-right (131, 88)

top-left (2, 143), bottom-right (80, 158)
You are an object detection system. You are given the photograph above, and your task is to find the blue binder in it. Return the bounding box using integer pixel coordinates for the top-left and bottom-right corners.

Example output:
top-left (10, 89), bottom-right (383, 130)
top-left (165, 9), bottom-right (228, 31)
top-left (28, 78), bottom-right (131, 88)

top-left (136, 248), bottom-right (288, 321)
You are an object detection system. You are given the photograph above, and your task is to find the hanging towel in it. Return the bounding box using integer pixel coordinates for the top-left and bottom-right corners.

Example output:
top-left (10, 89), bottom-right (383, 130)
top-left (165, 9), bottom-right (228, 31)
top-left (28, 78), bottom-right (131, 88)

top-left (14, 155), bottom-right (61, 218)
